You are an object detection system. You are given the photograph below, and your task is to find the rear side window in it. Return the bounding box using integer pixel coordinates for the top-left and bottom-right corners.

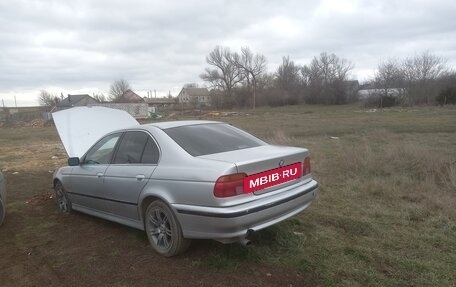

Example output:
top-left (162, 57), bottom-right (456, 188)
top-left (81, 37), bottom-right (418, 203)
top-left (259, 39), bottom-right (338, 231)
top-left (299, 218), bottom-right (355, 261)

top-left (164, 124), bottom-right (264, 156)
top-left (141, 138), bottom-right (160, 164)
top-left (114, 131), bottom-right (148, 164)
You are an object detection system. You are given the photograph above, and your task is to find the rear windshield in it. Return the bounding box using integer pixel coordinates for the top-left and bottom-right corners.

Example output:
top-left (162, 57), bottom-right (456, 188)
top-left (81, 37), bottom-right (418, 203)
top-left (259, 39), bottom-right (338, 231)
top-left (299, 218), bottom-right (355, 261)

top-left (164, 124), bottom-right (265, 156)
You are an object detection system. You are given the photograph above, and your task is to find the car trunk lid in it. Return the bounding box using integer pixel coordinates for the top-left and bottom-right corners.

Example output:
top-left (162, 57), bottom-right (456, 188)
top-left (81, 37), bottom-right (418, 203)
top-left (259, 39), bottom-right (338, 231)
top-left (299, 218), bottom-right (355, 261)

top-left (199, 145), bottom-right (308, 195)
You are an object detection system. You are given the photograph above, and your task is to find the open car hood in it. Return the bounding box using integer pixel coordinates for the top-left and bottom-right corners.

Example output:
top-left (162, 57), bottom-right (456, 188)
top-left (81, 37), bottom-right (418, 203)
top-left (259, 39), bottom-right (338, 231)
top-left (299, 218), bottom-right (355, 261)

top-left (53, 107), bottom-right (139, 158)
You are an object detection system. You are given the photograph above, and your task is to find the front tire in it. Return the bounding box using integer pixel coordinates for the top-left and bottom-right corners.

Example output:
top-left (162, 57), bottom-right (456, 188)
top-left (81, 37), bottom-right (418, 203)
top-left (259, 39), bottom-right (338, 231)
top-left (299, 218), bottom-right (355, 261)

top-left (54, 181), bottom-right (72, 213)
top-left (145, 200), bottom-right (190, 257)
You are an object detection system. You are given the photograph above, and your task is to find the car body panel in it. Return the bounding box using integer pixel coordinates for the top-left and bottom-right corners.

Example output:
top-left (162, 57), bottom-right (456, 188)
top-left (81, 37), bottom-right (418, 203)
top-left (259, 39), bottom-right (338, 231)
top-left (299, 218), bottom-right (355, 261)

top-left (199, 145), bottom-right (309, 195)
top-left (67, 164), bottom-right (109, 212)
top-left (103, 164), bottom-right (156, 220)
top-left (52, 108), bottom-right (318, 244)
top-left (53, 106), bottom-right (139, 158)
top-left (173, 179), bottom-right (318, 241)
top-left (71, 202), bottom-right (144, 230)
top-left (145, 120), bottom-right (223, 130)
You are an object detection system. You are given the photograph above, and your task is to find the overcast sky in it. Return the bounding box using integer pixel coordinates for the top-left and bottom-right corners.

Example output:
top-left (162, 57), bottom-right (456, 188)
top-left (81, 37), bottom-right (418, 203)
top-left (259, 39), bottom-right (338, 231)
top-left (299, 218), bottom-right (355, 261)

top-left (1, 0), bottom-right (455, 106)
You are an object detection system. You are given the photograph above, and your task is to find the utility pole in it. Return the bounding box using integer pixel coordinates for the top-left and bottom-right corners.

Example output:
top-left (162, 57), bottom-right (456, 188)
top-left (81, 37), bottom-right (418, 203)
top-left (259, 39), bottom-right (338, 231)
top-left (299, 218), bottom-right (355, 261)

top-left (14, 96), bottom-right (17, 107)
top-left (253, 77), bottom-right (256, 111)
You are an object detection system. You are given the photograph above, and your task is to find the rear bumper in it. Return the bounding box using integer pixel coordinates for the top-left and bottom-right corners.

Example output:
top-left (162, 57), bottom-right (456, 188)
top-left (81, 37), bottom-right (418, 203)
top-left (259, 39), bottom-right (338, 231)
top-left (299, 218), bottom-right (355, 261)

top-left (172, 179), bottom-right (318, 242)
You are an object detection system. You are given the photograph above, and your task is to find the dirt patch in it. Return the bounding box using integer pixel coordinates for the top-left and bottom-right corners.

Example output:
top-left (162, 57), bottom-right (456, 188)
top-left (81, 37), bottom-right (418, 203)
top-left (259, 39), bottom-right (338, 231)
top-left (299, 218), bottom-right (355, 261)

top-left (0, 118), bottom-right (51, 128)
top-left (26, 192), bottom-right (54, 206)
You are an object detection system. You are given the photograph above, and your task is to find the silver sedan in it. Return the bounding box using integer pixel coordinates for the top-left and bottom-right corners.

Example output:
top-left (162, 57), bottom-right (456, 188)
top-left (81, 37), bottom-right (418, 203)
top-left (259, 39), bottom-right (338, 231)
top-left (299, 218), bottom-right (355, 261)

top-left (53, 120), bottom-right (318, 256)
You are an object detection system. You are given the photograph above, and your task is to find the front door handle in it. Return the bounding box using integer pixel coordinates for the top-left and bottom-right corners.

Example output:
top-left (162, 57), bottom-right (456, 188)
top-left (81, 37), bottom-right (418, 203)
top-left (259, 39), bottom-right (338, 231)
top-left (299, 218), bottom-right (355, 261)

top-left (96, 172), bottom-right (104, 178)
top-left (136, 174), bottom-right (146, 181)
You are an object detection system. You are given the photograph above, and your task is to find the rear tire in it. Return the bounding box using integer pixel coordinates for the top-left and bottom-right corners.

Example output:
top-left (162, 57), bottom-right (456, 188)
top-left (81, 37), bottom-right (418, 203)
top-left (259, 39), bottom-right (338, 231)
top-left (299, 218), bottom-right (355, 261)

top-left (144, 200), bottom-right (190, 257)
top-left (54, 181), bottom-right (72, 213)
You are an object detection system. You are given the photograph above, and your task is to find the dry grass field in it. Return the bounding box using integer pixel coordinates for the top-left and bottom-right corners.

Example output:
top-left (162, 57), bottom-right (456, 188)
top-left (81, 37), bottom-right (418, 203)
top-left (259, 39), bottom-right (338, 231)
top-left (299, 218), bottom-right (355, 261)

top-left (0, 105), bottom-right (455, 286)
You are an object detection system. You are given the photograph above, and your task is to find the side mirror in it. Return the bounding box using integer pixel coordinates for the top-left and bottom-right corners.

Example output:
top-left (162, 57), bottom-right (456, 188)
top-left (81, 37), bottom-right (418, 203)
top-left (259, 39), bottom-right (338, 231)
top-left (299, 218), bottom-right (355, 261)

top-left (68, 157), bottom-right (80, 166)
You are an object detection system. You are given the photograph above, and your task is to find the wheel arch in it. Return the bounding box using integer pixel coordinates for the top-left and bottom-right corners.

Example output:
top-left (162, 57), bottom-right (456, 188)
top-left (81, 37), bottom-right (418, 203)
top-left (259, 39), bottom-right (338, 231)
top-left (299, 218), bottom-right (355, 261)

top-left (139, 194), bottom-right (175, 226)
top-left (140, 195), bottom-right (160, 221)
top-left (53, 178), bottom-right (61, 188)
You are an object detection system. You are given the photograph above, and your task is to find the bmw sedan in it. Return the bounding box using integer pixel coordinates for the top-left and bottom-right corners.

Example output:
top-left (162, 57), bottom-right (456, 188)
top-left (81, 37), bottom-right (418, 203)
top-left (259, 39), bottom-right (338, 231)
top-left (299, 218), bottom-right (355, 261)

top-left (52, 107), bottom-right (318, 257)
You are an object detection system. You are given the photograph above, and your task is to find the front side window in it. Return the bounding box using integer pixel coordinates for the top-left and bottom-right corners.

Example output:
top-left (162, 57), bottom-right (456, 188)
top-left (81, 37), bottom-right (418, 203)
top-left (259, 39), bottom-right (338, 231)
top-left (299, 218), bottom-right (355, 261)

top-left (84, 133), bottom-right (121, 164)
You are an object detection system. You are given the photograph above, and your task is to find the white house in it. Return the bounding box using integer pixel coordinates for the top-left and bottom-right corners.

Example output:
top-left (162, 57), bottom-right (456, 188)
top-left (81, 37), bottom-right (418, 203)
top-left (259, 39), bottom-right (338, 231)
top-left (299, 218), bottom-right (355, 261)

top-left (178, 87), bottom-right (211, 106)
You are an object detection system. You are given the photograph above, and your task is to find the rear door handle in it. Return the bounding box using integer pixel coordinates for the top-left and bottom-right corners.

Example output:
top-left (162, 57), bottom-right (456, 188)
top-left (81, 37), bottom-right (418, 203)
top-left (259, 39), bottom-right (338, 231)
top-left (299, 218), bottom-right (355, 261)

top-left (136, 174), bottom-right (146, 181)
top-left (96, 172), bottom-right (104, 178)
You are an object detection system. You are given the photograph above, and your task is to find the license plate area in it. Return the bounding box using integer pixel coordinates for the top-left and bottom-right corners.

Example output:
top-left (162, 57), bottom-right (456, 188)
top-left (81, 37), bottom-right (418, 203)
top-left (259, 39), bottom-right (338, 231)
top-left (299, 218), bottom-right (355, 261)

top-left (243, 162), bottom-right (302, 194)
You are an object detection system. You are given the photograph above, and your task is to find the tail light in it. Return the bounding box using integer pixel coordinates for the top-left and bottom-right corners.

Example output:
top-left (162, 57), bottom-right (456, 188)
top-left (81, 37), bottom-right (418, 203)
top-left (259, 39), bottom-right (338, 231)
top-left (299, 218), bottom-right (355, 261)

top-left (302, 157), bottom-right (311, 176)
top-left (213, 173), bottom-right (247, 198)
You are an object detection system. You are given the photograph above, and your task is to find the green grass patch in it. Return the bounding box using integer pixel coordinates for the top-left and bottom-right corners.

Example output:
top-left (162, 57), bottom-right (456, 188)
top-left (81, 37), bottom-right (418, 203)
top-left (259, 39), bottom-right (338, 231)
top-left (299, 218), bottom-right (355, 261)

top-left (192, 105), bottom-right (456, 286)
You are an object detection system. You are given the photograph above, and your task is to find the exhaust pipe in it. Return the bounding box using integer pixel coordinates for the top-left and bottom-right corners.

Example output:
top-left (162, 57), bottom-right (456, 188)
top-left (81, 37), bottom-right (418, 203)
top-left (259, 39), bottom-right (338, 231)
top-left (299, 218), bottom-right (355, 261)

top-left (238, 229), bottom-right (255, 246)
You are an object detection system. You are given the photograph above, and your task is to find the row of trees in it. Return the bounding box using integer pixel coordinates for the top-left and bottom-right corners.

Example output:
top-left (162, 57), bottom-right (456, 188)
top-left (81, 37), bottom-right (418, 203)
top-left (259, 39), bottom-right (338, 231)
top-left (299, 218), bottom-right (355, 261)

top-left (38, 48), bottom-right (453, 109)
top-left (201, 46), bottom-right (454, 108)
top-left (372, 51), bottom-right (452, 106)
top-left (200, 46), bottom-right (356, 108)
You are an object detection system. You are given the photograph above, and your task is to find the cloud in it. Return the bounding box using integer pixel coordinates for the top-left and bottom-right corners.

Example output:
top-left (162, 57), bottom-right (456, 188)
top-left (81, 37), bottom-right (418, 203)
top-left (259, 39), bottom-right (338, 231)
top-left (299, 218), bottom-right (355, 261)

top-left (0, 0), bottom-right (455, 105)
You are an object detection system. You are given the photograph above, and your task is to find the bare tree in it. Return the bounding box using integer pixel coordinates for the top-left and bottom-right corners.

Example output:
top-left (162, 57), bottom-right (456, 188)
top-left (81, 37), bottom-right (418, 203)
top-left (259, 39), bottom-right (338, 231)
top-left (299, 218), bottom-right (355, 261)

top-left (374, 58), bottom-right (404, 107)
top-left (109, 79), bottom-right (131, 101)
top-left (301, 52), bottom-right (354, 104)
top-left (93, 93), bottom-right (106, 103)
top-left (200, 46), bottom-right (244, 103)
top-left (38, 90), bottom-right (59, 107)
top-left (401, 51), bottom-right (447, 104)
top-left (231, 47), bottom-right (267, 109)
top-left (275, 56), bottom-right (301, 104)
top-left (375, 59), bottom-right (402, 90)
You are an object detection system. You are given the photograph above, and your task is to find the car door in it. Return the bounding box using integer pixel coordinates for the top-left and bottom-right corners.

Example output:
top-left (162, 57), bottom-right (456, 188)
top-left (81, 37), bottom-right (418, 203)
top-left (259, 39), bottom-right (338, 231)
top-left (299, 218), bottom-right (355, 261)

top-left (68, 133), bottom-right (122, 211)
top-left (103, 131), bottom-right (160, 220)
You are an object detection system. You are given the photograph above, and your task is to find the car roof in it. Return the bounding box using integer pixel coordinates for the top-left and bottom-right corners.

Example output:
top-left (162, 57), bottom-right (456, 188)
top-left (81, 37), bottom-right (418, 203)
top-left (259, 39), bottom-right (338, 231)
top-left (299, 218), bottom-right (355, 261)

top-left (143, 120), bottom-right (223, 130)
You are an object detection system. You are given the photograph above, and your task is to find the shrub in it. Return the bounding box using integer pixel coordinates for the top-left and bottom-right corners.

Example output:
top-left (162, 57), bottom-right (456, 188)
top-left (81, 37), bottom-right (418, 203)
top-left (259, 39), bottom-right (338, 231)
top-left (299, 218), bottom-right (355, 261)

top-left (435, 87), bottom-right (456, 105)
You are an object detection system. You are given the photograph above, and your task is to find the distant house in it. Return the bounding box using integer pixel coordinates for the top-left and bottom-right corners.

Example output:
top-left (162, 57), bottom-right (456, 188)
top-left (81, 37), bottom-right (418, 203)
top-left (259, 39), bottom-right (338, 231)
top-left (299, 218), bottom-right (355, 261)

top-left (116, 90), bottom-right (145, 103)
top-left (56, 94), bottom-right (99, 110)
top-left (54, 92), bottom-right (148, 119)
top-left (178, 87), bottom-right (211, 106)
